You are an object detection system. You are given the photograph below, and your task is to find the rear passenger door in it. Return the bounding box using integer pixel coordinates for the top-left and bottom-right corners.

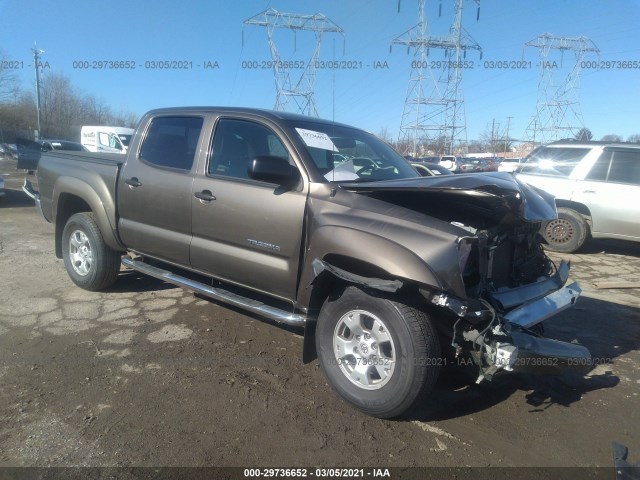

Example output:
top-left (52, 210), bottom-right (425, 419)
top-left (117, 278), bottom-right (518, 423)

top-left (190, 117), bottom-right (307, 301)
top-left (118, 115), bottom-right (205, 265)
top-left (573, 148), bottom-right (640, 239)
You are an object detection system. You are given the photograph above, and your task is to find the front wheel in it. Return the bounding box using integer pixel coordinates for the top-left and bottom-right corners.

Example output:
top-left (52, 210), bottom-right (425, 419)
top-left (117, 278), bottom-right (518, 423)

top-left (315, 286), bottom-right (441, 418)
top-left (62, 212), bottom-right (121, 291)
top-left (542, 207), bottom-right (588, 253)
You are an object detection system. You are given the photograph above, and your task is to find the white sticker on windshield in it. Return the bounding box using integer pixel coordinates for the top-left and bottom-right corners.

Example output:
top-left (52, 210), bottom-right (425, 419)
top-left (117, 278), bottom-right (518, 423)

top-left (295, 128), bottom-right (338, 151)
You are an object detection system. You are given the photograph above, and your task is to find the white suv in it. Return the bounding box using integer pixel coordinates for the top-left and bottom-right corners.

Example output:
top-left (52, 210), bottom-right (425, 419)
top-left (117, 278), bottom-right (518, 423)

top-left (516, 141), bottom-right (640, 253)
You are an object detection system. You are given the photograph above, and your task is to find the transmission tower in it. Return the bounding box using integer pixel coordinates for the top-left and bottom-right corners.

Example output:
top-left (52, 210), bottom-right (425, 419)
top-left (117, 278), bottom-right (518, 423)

top-left (524, 33), bottom-right (599, 145)
top-left (392, 0), bottom-right (481, 155)
top-left (243, 8), bottom-right (344, 117)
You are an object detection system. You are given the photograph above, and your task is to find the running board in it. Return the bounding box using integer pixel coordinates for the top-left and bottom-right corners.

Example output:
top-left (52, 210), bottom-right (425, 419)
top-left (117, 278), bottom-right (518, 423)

top-left (122, 258), bottom-right (306, 327)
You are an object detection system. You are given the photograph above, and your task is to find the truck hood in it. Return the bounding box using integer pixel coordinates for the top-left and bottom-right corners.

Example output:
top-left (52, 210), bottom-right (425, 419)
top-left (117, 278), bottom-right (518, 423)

top-left (339, 172), bottom-right (557, 227)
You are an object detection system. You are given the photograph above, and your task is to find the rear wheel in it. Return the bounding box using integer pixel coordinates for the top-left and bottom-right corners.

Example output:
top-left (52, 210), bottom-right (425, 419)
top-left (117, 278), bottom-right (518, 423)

top-left (542, 207), bottom-right (588, 253)
top-left (62, 212), bottom-right (121, 291)
top-left (316, 286), bottom-right (441, 418)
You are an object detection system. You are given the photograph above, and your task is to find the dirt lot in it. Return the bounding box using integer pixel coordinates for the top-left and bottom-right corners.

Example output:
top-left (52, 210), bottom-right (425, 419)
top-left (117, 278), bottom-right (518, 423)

top-left (1, 157), bottom-right (639, 471)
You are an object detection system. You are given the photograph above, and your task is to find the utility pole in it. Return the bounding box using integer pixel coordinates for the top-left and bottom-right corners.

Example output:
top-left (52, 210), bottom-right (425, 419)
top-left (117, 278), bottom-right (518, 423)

top-left (504, 116), bottom-right (512, 156)
top-left (490, 118), bottom-right (495, 155)
top-left (31, 44), bottom-right (45, 140)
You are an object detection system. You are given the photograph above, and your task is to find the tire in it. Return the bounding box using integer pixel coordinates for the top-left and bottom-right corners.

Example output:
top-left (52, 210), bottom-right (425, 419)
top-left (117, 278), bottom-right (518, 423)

top-left (62, 212), bottom-right (121, 291)
top-left (542, 207), bottom-right (588, 253)
top-left (315, 286), bottom-right (441, 419)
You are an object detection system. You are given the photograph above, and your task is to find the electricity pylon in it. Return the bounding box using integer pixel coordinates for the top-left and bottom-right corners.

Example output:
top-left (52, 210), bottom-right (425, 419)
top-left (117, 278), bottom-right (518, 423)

top-left (524, 33), bottom-right (599, 145)
top-left (243, 8), bottom-right (344, 117)
top-left (392, 0), bottom-right (481, 155)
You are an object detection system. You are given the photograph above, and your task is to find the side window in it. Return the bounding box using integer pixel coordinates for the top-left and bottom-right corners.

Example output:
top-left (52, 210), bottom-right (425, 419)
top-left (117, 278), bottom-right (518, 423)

top-left (109, 134), bottom-right (122, 150)
top-left (585, 151), bottom-right (612, 181)
top-left (139, 116), bottom-right (203, 170)
top-left (98, 132), bottom-right (110, 147)
top-left (209, 118), bottom-right (290, 180)
top-left (607, 150), bottom-right (640, 185)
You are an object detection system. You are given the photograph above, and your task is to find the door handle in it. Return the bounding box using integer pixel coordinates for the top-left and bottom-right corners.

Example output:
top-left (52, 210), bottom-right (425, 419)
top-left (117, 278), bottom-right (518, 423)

top-left (582, 190), bottom-right (596, 194)
top-left (194, 190), bottom-right (216, 202)
top-left (125, 177), bottom-right (142, 188)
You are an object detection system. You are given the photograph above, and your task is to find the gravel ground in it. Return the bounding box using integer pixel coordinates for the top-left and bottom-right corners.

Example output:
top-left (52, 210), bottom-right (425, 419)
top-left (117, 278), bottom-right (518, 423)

top-left (0, 157), bottom-right (639, 472)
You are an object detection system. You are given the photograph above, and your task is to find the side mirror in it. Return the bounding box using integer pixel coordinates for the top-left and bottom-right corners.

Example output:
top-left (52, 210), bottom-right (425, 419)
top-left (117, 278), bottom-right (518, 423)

top-left (249, 156), bottom-right (299, 185)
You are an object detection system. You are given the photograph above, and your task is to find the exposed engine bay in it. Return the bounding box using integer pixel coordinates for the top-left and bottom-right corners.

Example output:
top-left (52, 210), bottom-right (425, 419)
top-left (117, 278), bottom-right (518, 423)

top-left (342, 173), bottom-right (590, 381)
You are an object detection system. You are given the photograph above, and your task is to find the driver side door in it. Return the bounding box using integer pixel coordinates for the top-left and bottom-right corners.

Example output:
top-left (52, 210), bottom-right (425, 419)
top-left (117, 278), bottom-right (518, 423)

top-left (190, 117), bottom-right (308, 301)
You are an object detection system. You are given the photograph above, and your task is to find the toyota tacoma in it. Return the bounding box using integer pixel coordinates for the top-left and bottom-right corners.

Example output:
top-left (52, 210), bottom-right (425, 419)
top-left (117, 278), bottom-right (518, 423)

top-left (24, 107), bottom-right (590, 418)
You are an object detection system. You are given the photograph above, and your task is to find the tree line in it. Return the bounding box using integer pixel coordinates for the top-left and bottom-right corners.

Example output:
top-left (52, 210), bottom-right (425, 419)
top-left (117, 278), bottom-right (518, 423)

top-left (0, 49), bottom-right (137, 143)
top-left (380, 126), bottom-right (640, 157)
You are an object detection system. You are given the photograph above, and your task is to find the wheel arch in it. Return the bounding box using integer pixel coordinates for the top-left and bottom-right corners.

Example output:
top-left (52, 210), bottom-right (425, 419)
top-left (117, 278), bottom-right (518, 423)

top-left (555, 200), bottom-right (592, 228)
top-left (53, 177), bottom-right (123, 258)
top-left (298, 226), bottom-right (445, 310)
top-left (301, 256), bottom-right (439, 364)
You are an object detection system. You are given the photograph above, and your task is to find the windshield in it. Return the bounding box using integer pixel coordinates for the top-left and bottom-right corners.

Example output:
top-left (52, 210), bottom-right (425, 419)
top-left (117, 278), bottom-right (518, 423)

top-left (288, 120), bottom-right (418, 182)
top-left (118, 135), bottom-right (132, 147)
top-left (519, 146), bottom-right (591, 177)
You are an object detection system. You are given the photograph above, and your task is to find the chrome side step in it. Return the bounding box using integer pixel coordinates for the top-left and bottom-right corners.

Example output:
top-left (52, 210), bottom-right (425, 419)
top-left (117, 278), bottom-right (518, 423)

top-left (122, 258), bottom-right (306, 327)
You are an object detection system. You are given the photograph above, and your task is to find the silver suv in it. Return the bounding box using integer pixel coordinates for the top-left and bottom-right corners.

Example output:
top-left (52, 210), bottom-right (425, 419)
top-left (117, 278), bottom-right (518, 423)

top-left (516, 141), bottom-right (640, 253)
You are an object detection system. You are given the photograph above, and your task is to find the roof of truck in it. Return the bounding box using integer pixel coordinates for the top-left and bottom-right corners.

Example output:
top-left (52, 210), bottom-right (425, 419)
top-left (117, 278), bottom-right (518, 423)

top-left (144, 106), bottom-right (354, 129)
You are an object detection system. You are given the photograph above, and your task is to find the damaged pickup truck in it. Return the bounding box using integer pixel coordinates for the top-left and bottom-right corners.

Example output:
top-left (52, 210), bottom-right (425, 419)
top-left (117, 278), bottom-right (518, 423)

top-left (25, 107), bottom-right (590, 418)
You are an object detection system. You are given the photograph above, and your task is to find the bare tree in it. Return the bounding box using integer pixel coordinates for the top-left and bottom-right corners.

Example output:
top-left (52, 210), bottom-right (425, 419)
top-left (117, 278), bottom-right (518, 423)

top-left (627, 134), bottom-right (640, 144)
top-left (377, 126), bottom-right (393, 144)
top-left (0, 49), bottom-right (19, 102)
top-left (600, 134), bottom-right (623, 142)
top-left (575, 127), bottom-right (593, 141)
top-left (479, 123), bottom-right (509, 153)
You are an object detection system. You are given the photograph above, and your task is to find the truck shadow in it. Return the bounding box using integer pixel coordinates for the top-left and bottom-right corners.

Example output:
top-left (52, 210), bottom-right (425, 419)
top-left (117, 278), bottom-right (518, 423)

top-left (410, 295), bottom-right (639, 421)
top-left (110, 269), bottom-right (305, 335)
top-left (0, 187), bottom-right (37, 209)
top-left (574, 238), bottom-right (640, 257)
top-left (107, 269), bottom-right (184, 294)
top-left (109, 268), bottom-right (638, 420)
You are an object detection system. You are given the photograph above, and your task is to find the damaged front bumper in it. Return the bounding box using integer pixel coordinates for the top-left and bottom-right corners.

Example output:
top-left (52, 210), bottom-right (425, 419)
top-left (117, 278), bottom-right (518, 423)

top-left (439, 260), bottom-right (591, 380)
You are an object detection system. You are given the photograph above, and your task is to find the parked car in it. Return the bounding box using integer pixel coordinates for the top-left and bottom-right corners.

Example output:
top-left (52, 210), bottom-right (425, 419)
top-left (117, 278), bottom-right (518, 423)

top-left (17, 139), bottom-right (88, 171)
top-left (439, 155), bottom-right (465, 173)
top-left (417, 156), bottom-right (441, 164)
top-left (483, 157), bottom-right (499, 172)
top-left (24, 107), bottom-right (588, 418)
top-left (411, 162), bottom-right (453, 176)
top-left (459, 158), bottom-right (483, 173)
top-left (499, 158), bottom-right (522, 173)
top-left (516, 141), bottom-right (640, 252)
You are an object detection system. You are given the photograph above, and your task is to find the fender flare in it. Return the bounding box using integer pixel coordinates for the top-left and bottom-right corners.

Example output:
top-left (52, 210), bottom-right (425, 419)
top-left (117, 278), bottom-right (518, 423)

top-left (297, 226), bottom-right (444, 310)
top-left (53, 176), bottom-right (124, 255)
